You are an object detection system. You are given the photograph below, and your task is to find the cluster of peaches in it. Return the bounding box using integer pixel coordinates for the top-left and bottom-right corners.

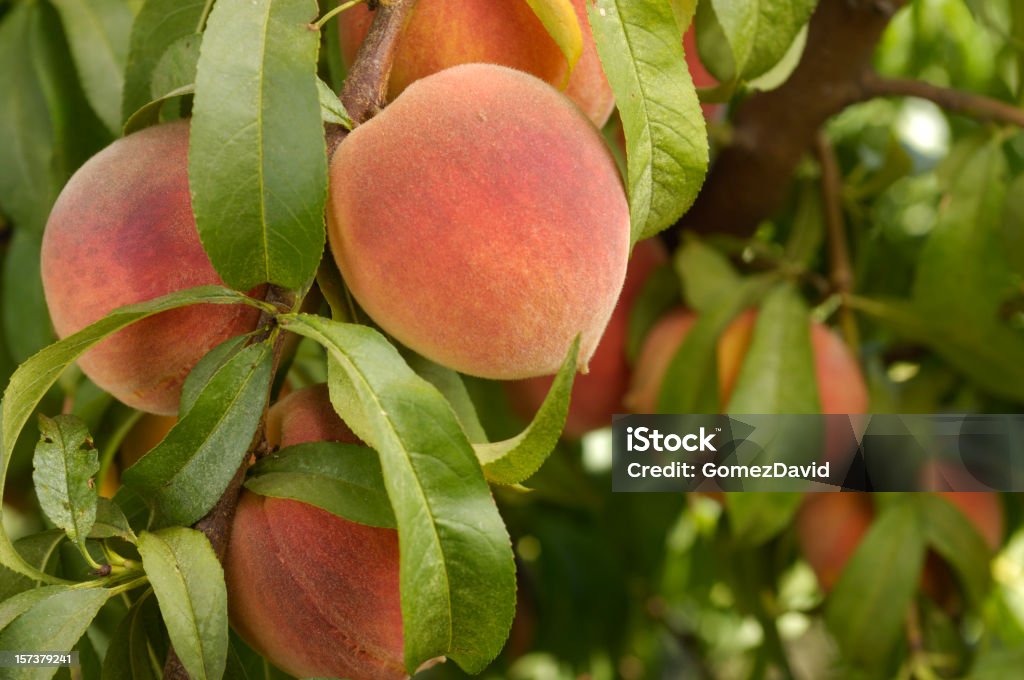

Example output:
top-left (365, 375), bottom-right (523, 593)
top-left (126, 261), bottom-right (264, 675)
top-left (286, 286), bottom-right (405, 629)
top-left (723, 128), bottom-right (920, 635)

top-left (36, 1), bottom-right (1002, 678)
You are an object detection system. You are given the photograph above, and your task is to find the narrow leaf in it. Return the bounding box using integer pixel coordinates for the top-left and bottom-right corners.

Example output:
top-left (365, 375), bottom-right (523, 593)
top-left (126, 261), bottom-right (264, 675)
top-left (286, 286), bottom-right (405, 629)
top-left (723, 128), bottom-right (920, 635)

top-left (676, 237), bottom-right (743, 313)
top-left (725, 493), bottom-right (804, 546)
top-left (122, 84), bottom-right (195, 135)
top-left (826, 500), bottom-right (926, 670)
top-left (475, 337), bottom-right (578, 485)
top-left (190, 0), bottom-right (326, 290)
top-left (245, 441), bottom-right (396, 529)
top-left (708, 0), bottom-right (816, 82)
top-left (101, 590), bottom-right (162, 680)
top-left (51, 0), bottom-right (135, 133)
top-left (525, 0), bottom-right (583, 85)
top-left (405, 353), bottom-right (488, 444)
top-left (122, 342), bottom-right (272, 526)
top-left (90, 497), bottom-right (138, 543)
top-left (0, 285), bottom-right (266, 583)
top-left (32, 415), bottom-right (99, 553)
top-left (589, 0), bottom-right (708, 243)
top-left (0, 531), bottom-right (65, 600)
top-left (317, 77), bottom-right (352, 128)
top-left (278, 313), bottom-right (515, 674)
top-left (121, 0), bottom-right (205, 123)
top-left (0, 586), bottom-right (109, 680)
top-left (916, 494), bottom-right (993, 605)
top-left (138, 528), bottom-right (228, 680)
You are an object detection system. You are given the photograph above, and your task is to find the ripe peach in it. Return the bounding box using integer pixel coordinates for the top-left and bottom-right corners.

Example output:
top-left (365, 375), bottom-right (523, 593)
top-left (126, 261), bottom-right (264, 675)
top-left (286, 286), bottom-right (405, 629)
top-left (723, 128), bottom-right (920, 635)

top-left (339, 0), bottom-right (615, 126)
top-left (796, 493), bottom-right (873, 592)
top-left (328, 64), bottom-right (630, 380)
top-left (505, 238), bottom-right (667, 437)
top-left (40, 122), bottom-right (262, 415)
top-left (226, 385), bottom-right (404, 680)
top-left (625, 309), bottom-right (869, 414)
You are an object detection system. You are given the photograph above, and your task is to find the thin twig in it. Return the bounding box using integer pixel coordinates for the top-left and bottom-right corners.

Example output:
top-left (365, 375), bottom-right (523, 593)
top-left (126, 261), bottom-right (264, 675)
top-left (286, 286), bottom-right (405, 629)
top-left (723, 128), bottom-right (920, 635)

top-left (814, 132), bottom-right (860, 354)
top-left (860, 71), bottom-right (1024, 128)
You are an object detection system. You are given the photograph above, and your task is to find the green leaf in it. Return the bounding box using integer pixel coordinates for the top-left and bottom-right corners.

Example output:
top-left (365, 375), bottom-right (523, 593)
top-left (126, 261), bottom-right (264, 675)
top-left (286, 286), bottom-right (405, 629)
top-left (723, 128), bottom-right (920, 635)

top-left (50, 0), bottom-right (135, 133)
top-left (656, 275), bottom-right (772, 413)
top-left (525, 0), bottom-right (583, 85)
top-left (915, 494), bottom-right (992, 605)
top-left (90, 497), bottom-right (138, 543)
top-left (122, 83), bottom-right (195, 135)
top-left (179, 334), bottom-right (249, 414)
top-left (138, 528), bottom-right (228, 680)
top-left (625, 261), bottom-right (680, 363)
top-left (101, 590), bottom-right (162, 680)
top-left (149, 32), bottom-right (200, 98)
top-left (121, 0), bottom-right (205, 123)
top-left (32, 415), bottom-right (99, 554)
top-left (707, 0), bottom-right (816, 82)
top-left (474, 337), bottom-right (578, 485)
top-left (405, 353), bottom-right (488, 444)
top-left (589, 0), bottom-right (708, 244)
top-left (970, 648), bottom-right (1024, 680)
top-left (726, 283), bottom-right (820, 413)
top-left (3, 231), bottom-right (55, 362)
top-left (190, 0), bottom-right (326, 290)
top-left (676, 237), bottom-right (743, 313)
top-left (0, 531), bottom-right (65, 600)
top-left (122, 342), bottom-right (272, 526)
top-left (277, 314), bottom-right (515, 674)
top-left (0, 586), bottom-right (109, 679)
top-left (245, 441), bottom-right (396, 529)
top-left (0, 285), bottom-right (266, 583)
top-left (826, 500), bottom-right (926, 670)
top-left (725, 492), bottom-right (803, 546)
top-left (317, 77), bottom-right (353, 128)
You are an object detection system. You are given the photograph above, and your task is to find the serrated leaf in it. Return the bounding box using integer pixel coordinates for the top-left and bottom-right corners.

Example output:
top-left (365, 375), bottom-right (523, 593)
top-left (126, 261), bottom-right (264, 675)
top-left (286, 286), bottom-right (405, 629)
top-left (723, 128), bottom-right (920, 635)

top-left (149, 32), bottom-right (200, 98)
top-left (0, 285), bottom-right (267, 583)
top-left (708, 0), bottom-right (816, 82)
top-left (245, 441), bottom-right (396, 529)
top-left (589, 0), bottom-right (708, 243)
top-left (121, 0), bottom-right (206, 123)
top-left (138, 528), bottom-right (228, 680)
top-left (122, 342), bottom-right (272, 526)
top-left (0, 586), bottom-right (109, 680)
top-left (90, 497), bottom-right (137, 543)
top-left (51, 0), bottom-right (135, 133)
top-left (317, 77), bottom-right (353, 128)
top-left (826, 500), bottom-right (926, 670)
top-left (278, 313), bottom-right (515, 674)
top-left (916, 494), bottom-right (992, 605)
top-left (190, 0), bottom-right (326, 290)
top-left (525, 0), bottom-right (583, 86)
top-left (32, 415), bottom-right (99, 553)
top-left (475, 337), bottom-right (578, 485)
top-left (726, 283), bottom-right (820, 413)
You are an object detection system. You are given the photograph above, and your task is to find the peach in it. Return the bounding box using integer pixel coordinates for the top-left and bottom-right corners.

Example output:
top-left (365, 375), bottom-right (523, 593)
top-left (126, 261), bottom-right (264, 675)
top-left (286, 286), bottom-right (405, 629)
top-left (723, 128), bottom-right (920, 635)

top-left (625, 309), bottom-right (869, 414)
top-left (328, 64), bottom-right (630, 380)
top-left (339, 0), bottom-right (615, 126)
top-left (226, 384), bottom-right (404, 679)
top-left (505, 238), bottom-right (667, 437)
top-left (796, 493), bottom-right (873, 592)
top-left (40, 122), bottom-right (262, 415)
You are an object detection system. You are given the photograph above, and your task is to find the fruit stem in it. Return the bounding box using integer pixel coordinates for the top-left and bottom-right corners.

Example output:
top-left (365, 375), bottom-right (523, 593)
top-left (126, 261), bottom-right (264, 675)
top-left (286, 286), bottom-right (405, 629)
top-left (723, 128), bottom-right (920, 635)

top-left (312, 0), bottom-right (367, 32)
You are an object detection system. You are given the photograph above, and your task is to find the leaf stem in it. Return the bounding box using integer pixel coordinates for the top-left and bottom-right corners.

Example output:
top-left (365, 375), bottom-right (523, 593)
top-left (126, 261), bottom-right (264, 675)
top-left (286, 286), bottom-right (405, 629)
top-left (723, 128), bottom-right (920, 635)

top-left (312, 0), bottom-right (367, 31)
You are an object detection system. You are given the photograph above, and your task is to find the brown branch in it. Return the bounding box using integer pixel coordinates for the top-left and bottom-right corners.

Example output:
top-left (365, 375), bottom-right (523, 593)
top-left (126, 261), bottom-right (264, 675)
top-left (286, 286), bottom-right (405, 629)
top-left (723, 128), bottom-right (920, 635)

top-left (677, 0), bottom-right (907, 238)
top-left (339, 0), bottom-right (418, 124)
top-left (162, 2), bottom-right (417, 676)
top-left (814, 132), bottom-right (860, 352)
top-left (859, 71), bottom-right (1024, 127)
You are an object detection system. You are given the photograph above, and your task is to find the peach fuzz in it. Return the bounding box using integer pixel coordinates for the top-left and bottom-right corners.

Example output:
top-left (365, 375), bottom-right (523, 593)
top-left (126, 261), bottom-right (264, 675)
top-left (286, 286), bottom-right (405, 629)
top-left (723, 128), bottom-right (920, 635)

top-left (226, 385), bottom-right (404, 680)
top-left (40, 122), bottom-right (262, 415)
top-left (505, 238), bottom-right (668, 437)
top-left (338, 0), bottom-right (615, 126)
top-left (328, 64), bottom-right (630, 380)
